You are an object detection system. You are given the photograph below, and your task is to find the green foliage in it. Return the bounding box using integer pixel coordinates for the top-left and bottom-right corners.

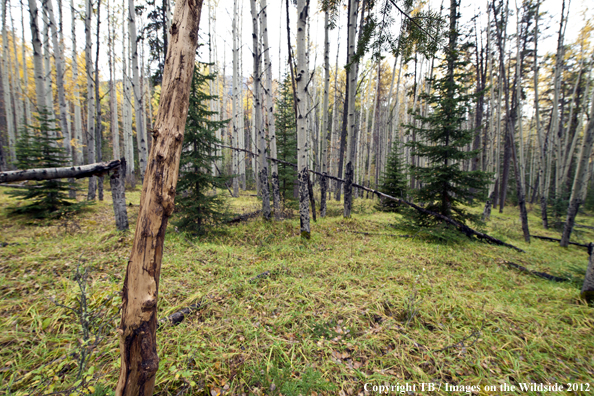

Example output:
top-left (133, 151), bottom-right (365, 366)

top-left (7, 110), bottom-right (84, 218)
top-left (174, 65), bottom-right (230, 233)
top-left (250, 361), bottom-right (336, 396)
top-left (405, 37), bottom-right (490, 227)
top-left (275, 73), bottom-right (298, 203)
top-left (376, 142), bottom-right (408, 212)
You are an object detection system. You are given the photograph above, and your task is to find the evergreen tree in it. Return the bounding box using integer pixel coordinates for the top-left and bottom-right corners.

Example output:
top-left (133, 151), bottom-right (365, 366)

top-left (376, 142), bottom-right (408, 212)
top-left (406, 0), bottom-right (489, 226)
top-left (8, 110), bottom-right (82, 218)
top-left (275, 73), bottom-right (297, 202)
top-left (174, 65), bottom-right (230, 233)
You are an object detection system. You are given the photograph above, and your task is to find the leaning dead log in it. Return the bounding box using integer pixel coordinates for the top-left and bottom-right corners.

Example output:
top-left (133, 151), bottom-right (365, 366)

top-left (226, 210), bottom-right (261, 224)
top-left (216, 144), bottom-right (525, 253)
top-left (504, 261), bottom-right (569, 283)
top-left (116, 0), bottom-right (204, 393)
top-left (531, 235), bottom-right (589, 249)
top-left (0, 159), bottom-right (121, 183)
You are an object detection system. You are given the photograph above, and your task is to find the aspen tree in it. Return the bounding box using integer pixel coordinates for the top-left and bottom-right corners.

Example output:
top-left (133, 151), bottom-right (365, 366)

top-left (128, 0), bottom-right (148, 179)
top-left (1, 0), bottom-right (15, 164)
top-left (85, 0), bottom-right (96, 199)
top-left (320, 6), bottom-right (330, 217)
top-left (295, 0), bottom-right (311, 237)
top-left (561, 88), bottom-right (594, 247)
top-left (343, 0), bottom-right (359, 217)
top-left (250, 0), bottom-right (270, 219)
top-left (43, 0), bottom-right (70, 159)
top-left (70, 0), bottom-right (83, 167)
top-left (122, 5), bottom-right (135, 184)
top-left (260, 0), bottom-right (281, 218)
top-left (9, 3), bottom-right (24, 142)
top-left (231, 0), bottom-right (239, 197)
top-left (116, 0), bottom-right (205, 393)
top-left (108, 0), bottom-right (120, 159)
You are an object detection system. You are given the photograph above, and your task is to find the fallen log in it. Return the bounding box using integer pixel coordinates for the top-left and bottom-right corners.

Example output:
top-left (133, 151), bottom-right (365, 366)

top-left (0, 182), bottom-right (41, 189)
top-left (575, 224), bottom-right (594, 231)
top-left (351, 231), bottom-right (413, 238)
top-left (0, 160), bottom-right (121, 183)
top-left (503, 261), bottom-right (570, 283)
top-left (531, 235), bottom-right (589, 249)
top-left (227, 210), bottom-right (261, 224)
top-left (216, 144), bottom-right (525, 253)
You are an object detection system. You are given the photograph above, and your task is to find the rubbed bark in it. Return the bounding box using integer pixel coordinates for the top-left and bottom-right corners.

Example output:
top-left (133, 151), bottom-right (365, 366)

top-left (0, 160), bottom-right (121, 183)
top-left (560, 91), bottom-right (594, 247)
top-left (343, 0), bottom-right (359, 217)
top-left (115, 0), bottom-right (204, 393)
top-left (307, 172), bottom-right (317, 222)
top-left (582, 244), bottom-right (594, 303)
top-left (320, 173), bottom-right (327, 217)
top-left (298, 169), bottom-right (311, 239)
top-left (482, 199), bottom-right (492, 222)
top-left (271, 172), bottom-right (280, 220)
top-left (110, 159), bottom-right (129, 231)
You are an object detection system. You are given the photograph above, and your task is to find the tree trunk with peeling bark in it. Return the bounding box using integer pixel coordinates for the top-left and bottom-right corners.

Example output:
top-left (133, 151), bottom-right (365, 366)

top-left (115, 0), bottom-right (204, 393)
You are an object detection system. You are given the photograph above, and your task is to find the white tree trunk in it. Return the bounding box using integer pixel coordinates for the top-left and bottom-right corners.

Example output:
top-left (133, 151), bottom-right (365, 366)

top-left (1, 0), bottom-right (15, 164)
top-left (344, 0), bottom-right (359, 217)
top-left (260, 0), bottom-right (280, 217)
top-left (108, 0), bottom-right (120, 159)
top-left (251, 0), bottom-right (270, 219)
top-left (85, 0), bottom-right (96, 199)
top-left (296, 0), bottom-right (310, 237)
top-left (70, 0), bottom-right (83, 166)
top-left (231, 0), bottom-right (239, 197)
top-left (43, 0), bottom-right (70, 159)
top-left (28, 0), bottom-right (47, 112)
top-left (128, 0), bottom-right (148, 179)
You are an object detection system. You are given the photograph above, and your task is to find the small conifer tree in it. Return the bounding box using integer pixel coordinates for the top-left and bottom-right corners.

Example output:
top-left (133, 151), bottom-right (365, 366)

top-left (376, 142), bottom-right (408, 212)
top-left (174, 66), bottom-right (230, 233)
top-left (275, 73), bottom-right (298, 202)
top-left (405, 0), bottom-right (489, 226)
top-left (8, 110), bottom-right (81, 218)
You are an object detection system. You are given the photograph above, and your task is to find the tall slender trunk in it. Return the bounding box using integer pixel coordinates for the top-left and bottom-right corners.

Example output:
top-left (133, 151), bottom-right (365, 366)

top-left (44, 0), bottom-right (71, 162)
top-left (260, 0), bottom-right (280, 218)
top-left (10, 4), bottom-right (24, 144)
top-left (1, 0), bottom-right (15, 164)
top-left (343, 0), bottom-right (359, 217)
top-left (108, 0), bottom-right (120, 160)
top-left (129, 0), bottom-right (148, 180)
top-left (320, 9), bottom-right (330, 217)
top-left (560, 89), bottom-right (594, 247)
top-left (296, 0), bottom-right (311, 237)
top-left (122, 5), bottom-right (135, 185)
top-left (231, 0), bottom-right (239, 197)
top-left (85, 0), bottom-right (96, 199)
top-left (250, 0), bottom-right (270, 219)
top-left (70, 0), bottom-right (83, 167)
top-left (95, 0), bottom-right (103, 201)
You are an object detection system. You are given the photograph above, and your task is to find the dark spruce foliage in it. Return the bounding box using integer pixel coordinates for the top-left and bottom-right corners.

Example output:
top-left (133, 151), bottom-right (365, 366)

top-left (275, 73), bottom-right (298, 203)
top-left (8, 110), bottom-right (84, 218)
top-left (405, 28), bottom-right (489, 226)
top-left (174, 66), bottom-right (230, 233)
top-left (376, 142), bottom-right (408, 212)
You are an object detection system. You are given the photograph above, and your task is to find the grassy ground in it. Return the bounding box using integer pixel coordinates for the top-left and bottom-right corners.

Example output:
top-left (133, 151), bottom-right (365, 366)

top-left (0, 183), bottom-right (593, 396)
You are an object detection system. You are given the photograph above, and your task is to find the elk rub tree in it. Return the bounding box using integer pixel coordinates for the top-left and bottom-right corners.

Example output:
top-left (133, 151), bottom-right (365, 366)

top-left (115, 0), bottom-right (204, 394)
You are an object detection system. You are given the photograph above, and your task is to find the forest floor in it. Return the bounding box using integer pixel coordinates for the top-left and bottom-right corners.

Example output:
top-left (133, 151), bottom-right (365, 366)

top-left (0, 184), bottom-right (593, 396)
